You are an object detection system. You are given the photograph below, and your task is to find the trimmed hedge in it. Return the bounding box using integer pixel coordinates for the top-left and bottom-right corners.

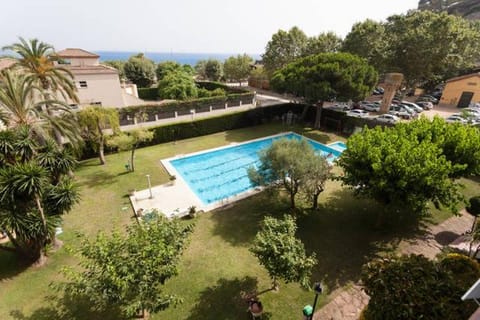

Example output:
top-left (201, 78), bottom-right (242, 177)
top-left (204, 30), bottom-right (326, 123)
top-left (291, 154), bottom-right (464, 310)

top-left (81, 103), bottom-right (304, 159)
top-left (138, 87), bottom-right (158, 100)
top-left (118, 92), bottom-right (255, 125)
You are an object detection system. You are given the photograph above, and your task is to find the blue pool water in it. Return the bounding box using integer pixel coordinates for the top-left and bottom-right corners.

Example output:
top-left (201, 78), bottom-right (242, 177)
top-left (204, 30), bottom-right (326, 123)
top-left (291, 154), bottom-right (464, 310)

top-left (169, 133), bottom-right (344, 205)
top-left (328, 141), bottom-right (347, 152)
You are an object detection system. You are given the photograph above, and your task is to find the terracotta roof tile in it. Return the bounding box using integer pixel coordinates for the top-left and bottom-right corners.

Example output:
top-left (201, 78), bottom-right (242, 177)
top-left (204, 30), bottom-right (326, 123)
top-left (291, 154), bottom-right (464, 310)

top-left (66, 65), bottom-right (118, 75)
top-left (0, 58), bottom-right (16, 71)
top-left (56, 48), bottom-right (99, 58)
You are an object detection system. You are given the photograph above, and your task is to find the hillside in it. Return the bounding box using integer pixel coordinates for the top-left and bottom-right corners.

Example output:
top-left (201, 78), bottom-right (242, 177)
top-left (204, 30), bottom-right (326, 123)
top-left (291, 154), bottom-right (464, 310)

top-left (418, 0), bottom-right (480, 19)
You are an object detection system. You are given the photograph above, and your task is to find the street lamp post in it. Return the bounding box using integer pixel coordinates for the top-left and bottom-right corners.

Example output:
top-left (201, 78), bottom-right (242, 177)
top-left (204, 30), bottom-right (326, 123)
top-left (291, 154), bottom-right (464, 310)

top-left (146, 174), bottom-right (153, 199)
top-left (303, 282), bottom-right (322, 320)
top-left (310, 282), bottom-right (323, 319)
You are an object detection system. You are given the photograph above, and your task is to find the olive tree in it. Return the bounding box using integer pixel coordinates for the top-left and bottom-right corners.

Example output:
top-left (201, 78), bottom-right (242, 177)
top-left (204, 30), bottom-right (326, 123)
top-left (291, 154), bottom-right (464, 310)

top-left (60, 213), bottom-right (194, 319)
top-left (250, 215), bottom-right (316, 290)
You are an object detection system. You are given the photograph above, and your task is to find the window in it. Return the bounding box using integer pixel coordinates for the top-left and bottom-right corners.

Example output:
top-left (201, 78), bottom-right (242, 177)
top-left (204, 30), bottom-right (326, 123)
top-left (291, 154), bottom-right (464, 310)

top-left (91, 101), bottom-right (102, 106)
top-left (79, 81), bottom-right (88, 88)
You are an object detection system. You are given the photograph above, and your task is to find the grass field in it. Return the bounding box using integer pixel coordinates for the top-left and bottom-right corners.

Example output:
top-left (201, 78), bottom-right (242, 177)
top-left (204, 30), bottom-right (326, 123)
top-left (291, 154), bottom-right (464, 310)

top-left (0, 122), bottom-right (477, 319)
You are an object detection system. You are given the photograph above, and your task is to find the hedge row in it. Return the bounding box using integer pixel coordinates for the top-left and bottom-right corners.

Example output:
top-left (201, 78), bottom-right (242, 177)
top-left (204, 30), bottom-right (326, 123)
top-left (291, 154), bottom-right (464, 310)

top-left (81, 103), bottom-right (304, 159)
top-left (137, 81), bottom-right (249, 101)
top-left (118, 92), bottom-right (255, 121)
top-left (138, 87), bottom-right (158, 100)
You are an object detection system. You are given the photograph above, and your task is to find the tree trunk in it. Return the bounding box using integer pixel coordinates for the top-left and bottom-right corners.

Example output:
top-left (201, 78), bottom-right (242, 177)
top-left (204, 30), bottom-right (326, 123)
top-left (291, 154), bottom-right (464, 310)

top-left (471, 216), bottom-right (477, 233)
top-left (272, 277), bottom-right (279, 291)
top-left (99, 139), bottom-right (106, 165)
top-left (142, 309), bottom-right (149, 319)
top-left (314, 101), bottom-right (324, 129)
top-left (375, 210), bottom-right (385, 229)
top-left (130, 145), bottom-right (136, 172)
top-left (300, 105), bottom-right (310, 120)
top-left (35, 194), bottom-right (48, 231)
top-left (312, 192), bottom-right (320, 210)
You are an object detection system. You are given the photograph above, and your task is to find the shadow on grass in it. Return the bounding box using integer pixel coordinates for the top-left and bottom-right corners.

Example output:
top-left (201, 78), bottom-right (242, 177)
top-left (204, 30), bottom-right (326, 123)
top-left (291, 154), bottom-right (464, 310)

top-left (185, 276), bottom-right (272, 320)
top-left (210, 192), bottom-right (289, 246)
top-left (211, 187), bottom-right (428, 292)
top-left (9, 292), bottom-right (124, 320)
top-left (0, 249), bottom-right (30, 281)
top-left (298, 188), bottom-right (427, 290)
top-left (297, 129), bottom-right (332, 144)
top-left (77, 171), bottom-right (117, 189)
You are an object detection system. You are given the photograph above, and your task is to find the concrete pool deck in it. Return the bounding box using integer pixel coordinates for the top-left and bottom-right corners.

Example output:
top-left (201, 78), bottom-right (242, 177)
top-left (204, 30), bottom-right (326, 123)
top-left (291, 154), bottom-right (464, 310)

top-left (130, 133), bottom-right (344, 218)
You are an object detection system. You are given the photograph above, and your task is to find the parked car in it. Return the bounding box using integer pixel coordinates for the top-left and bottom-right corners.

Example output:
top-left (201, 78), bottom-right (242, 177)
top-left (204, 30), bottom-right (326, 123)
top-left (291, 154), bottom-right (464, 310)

top-left (329, 104), bottom-right (351, 112)
top-left (372, 87), bottom-right (384, 95)
top-left (401, 101), bottom-right (424, 113)
top-left (446, 114), bottom-right (468, 124)
top-left (374, 114), bottom-right (400, 124)
top-left (347, 109), bottom-right (370, 118)
top-left (461, 108), bottom-right (480, 119)
top-left (363, 104), bottom-right (380, 112)
top-left (389, 105), bottom-right (416, 120)
top-left (416, 101), bottom-right (434, 110)
top-left (417, 95), bottom-right (439, 105)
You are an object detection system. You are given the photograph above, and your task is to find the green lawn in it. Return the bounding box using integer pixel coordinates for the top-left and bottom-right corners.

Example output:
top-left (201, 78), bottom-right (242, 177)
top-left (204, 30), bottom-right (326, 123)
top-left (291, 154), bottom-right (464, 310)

top-left (0, 122), bottom-right (477, 319)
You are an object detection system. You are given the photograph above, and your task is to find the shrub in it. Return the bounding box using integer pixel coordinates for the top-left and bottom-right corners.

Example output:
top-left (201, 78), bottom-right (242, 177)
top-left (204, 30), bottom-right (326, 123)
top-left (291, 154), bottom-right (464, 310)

top-left (138, 87), bottom-right (158, 100)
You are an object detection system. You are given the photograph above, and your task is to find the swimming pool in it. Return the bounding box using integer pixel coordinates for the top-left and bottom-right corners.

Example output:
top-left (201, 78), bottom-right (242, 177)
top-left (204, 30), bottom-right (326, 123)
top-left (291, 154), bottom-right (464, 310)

top-left (168, 133), bottom-right (344, 205)
top-left (328, 141), bottom-right (347, 152)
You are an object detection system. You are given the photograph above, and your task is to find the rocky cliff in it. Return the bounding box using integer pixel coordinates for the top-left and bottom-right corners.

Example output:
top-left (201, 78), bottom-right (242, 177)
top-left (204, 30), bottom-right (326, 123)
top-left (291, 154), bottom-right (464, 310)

top-left (418, 0), bottom-right (480, 20)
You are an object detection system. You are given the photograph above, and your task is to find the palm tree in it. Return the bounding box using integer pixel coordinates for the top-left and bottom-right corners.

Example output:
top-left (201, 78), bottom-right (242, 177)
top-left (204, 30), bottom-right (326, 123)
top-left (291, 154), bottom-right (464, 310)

top-left (3, 37), bottom-right (81, 147)
top-left (78, 106), bottom-right (120, 165)
top-left (3, 37), bottom-right (78, 102)
top-left (0, 70), bottom-right (81, 147)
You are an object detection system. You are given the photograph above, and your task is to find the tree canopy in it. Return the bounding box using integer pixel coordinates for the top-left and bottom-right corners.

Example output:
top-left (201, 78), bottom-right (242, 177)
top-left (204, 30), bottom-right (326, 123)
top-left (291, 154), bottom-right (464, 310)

top-left (61, 213), bottom-right (194, 319)
top-left (248, 138), bottom-right (331, 209)
top-left (362, 254), bottom-right (480, 319)
top-left (0, 127), bottom-right (79, 264)
top-left (194, 59), bottom-right (223, 81)
top-left (124, 53), bottom-right (156, 88)
top-left (303, 32), bottom-right (343, 56)
top-left (262, 26), bottom-right (309, 75)
top-left (107, 128), bottom-right (153, 172)
top-left (337, 117), bottom-right (479, 224)
top-left (155, 61), bottom-right (183, 81)
top-left (342, 11), bottom-right (480, 87)
top-left (223, 54), bottom-right (253, 85)
top-left (103, 60), bottom-right (126, 80)
top-left (158, 70), bottom-right (198, 100)
top-left (250, 215), bottom-right (317, 289)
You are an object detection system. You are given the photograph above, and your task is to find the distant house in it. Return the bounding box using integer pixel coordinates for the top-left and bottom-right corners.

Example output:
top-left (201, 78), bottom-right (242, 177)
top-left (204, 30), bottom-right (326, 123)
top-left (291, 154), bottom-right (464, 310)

top-left (440, 73), bottom-right (480, 108)
top-left (55, 48), bottom-right (143, 108)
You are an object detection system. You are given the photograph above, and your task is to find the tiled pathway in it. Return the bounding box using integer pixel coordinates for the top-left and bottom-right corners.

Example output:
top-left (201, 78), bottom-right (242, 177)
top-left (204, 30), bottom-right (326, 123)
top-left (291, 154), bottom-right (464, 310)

top-left (313, 210), bottom-right (473, 320)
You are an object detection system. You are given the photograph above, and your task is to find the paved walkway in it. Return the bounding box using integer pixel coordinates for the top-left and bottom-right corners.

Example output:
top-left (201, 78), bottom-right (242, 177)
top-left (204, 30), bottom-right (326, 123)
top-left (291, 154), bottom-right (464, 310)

top-left (313, 210), bottom-right (474, 320)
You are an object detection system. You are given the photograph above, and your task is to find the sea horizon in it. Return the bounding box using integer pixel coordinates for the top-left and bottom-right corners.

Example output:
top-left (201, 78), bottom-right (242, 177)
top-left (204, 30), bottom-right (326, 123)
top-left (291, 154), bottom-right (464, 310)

top-left (95, 51), bottom-right (262, 66)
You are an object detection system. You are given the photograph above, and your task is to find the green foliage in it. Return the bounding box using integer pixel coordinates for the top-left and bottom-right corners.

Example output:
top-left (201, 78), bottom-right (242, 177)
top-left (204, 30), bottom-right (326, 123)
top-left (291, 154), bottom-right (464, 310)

top-left (248, 138), bottom-right (330, 209)
top-left (250, 215), bottom-right (317, 289)
top-left (195, 59), bottom-right (223, 81)
top-left (338, 121), bottom-right (465, 217)
top-left (223, 54), bottom-right (253, 84)
top-left (342, 20), bottom-right (387, 73)
top-left (362, 254), bottom-right (480, 319)
top-left (303, 32), bottom-right (343, 56)
top-left (124, 53), bottom-right (156, 88)
top-left (60, 213), bottom-right (194, 318)
top-left (197, 87), bottom-right (226, 98)
top-left (158, 70), bottom-right (198, 100)
top-left (107, 129), bottom-right (153, 171)
top-left (0, 128), bottom-right (79, 262)
top-left (467, 196), bottom-right (480, 217)
top-left (137, 87), bottom-right (158, 100)
top-left (342, 11), bottom-right (480, 86)
top-left (103, 60), bottom-right (126, 80)
top-left (155, 61), bottom-right (182, 81)
top-left (271, 52), bottom-right (378, 103)
top-left (78, 106), bottom-right (120, 164)
top-left (262, 26), bottom-right (308, 75)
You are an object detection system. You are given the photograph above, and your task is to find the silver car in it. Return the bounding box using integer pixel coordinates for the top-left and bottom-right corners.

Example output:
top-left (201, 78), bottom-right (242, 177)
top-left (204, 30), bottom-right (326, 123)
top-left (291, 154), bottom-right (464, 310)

top-left (375, 114), bottom-right (400, 124)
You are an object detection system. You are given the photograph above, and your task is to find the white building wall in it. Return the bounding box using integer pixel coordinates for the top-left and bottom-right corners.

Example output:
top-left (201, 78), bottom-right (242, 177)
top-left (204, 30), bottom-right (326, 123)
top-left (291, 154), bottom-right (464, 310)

top-left (74, 73), bottom-right (125, 107)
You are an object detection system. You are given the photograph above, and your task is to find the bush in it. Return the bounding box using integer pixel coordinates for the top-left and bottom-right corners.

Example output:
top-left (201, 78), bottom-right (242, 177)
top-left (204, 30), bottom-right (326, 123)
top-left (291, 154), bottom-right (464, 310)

top-left (138, 87), bottom-right (158, 100)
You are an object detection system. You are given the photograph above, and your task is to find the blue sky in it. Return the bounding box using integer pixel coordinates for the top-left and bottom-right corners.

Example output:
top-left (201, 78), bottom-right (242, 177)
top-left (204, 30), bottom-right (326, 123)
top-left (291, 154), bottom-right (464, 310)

top-left (2, 0), bottom-right (418, 54)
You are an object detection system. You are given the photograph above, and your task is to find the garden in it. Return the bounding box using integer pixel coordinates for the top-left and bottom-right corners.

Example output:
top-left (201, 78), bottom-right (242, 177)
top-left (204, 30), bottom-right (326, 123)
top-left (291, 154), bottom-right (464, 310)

top-left (1, 122), bottom-right (479, 319)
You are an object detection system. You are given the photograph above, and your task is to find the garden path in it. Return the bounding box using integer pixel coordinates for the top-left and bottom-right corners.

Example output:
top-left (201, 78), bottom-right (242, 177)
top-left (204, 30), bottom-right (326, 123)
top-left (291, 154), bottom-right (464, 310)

top-left (313, 210), bottom-right (473, 320)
